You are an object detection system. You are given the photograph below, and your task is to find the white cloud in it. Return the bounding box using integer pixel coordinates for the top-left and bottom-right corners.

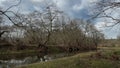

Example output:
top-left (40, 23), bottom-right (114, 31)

top-left (0, 0), bottom-right (6, 6)
top-left (95, 22), bottom-right (114, 30)
top-left (73, 4), bottom-right (82, 12)
top-left (53, 0), bottom-right (68, 10)
top-left (95, 21), bottom-right (120, 39)
top-left (95, 22), bottom-right (106, 30)
top-left (88, 0), bottom-right (97, 3)
top-left (31, 0), bottom-right (43, 2)
top-left (0, 0), bottom-right (6, 3)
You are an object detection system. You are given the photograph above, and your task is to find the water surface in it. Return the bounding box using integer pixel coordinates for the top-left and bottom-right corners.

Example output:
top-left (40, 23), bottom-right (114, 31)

top-left (0, 53), bottom-right (72, 68)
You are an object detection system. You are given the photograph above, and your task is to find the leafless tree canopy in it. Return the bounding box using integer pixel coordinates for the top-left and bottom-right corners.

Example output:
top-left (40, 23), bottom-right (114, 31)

top-left (90, 0), bottom-right (120, 26)
top-left (0, 0), bottom-right (104, 52)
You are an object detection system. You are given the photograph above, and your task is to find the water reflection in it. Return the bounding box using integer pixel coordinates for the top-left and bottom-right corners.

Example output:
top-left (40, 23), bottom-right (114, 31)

top-left (0, 53), bottom-right (72, 68)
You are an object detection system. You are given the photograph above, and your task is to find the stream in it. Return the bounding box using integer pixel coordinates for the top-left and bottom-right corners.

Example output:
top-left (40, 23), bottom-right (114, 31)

top-left (0, 53), bottom-right (72, 68)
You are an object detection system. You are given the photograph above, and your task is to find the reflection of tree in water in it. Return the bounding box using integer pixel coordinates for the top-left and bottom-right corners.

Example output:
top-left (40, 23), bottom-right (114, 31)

top-left (0, 53), bottom-right (72, 68)
top-left (0, 52), bottom-right (39, 60)
top-left (0, 53), bottom-right (47, 68)
top-left (37, 53), bottom-right (46, 61)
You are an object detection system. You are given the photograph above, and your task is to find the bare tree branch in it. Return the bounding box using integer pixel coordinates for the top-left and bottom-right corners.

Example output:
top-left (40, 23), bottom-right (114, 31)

top-left (4, 0), bottom-right (22, 12)
top-left (0, 0), bottom-right (24, 27)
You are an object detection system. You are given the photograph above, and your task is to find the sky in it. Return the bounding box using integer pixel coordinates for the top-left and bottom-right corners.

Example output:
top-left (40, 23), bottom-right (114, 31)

top-left (0, 0), bottom-right (120, 39)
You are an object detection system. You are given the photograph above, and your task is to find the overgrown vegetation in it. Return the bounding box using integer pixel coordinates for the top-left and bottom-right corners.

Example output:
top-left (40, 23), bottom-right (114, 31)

top-left (0, 0), bottom-right (104, 53)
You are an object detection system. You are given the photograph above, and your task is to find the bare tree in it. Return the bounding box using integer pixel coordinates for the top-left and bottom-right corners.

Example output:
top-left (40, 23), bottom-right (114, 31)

top-left (0, 0), bottom-right (22, 39)
top-left (0, 0), bottom-right (22, 27)
top-left (89, 0), bottom-right (120, 26)
top-left (23, 4), bottom-right (61, 47)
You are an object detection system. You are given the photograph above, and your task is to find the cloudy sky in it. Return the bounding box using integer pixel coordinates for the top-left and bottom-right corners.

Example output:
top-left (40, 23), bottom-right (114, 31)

top-left (0, 0), bottom-right (119, 39)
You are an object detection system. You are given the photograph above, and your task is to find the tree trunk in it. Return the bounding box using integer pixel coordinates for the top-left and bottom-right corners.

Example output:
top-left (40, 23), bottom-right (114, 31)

top-left (0, 31), bottom-right (7, 38)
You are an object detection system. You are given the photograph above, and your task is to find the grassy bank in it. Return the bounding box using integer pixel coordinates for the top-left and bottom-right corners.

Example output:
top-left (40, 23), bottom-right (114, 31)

top-left (17, 47), bottom-right (120, 68)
